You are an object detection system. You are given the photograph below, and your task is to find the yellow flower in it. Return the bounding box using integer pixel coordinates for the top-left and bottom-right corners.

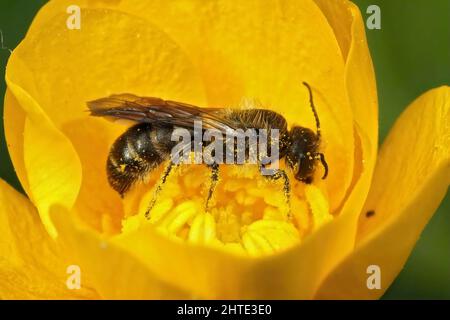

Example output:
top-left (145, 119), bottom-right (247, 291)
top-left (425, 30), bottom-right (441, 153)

top-left (1, 0), bottom-right (448, 299)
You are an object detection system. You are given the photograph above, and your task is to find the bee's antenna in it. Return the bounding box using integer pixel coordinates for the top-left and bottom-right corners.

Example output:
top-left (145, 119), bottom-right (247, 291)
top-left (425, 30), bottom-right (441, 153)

top-left (302, 82), bottom-right (321, 138)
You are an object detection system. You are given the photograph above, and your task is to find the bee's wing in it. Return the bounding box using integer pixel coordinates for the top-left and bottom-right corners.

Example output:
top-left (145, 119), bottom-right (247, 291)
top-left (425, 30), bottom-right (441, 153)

top-left (87, 93), bottom-right (237, 133)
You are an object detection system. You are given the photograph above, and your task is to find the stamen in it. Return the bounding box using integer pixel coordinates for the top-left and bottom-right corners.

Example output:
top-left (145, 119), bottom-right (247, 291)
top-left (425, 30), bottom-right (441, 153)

top-left (121, 164), bottom-right (332, 257)
top-left (242, 220), bottom-right (300, 256)
top-left (157, 201), bottom-right (198, 235)
top-left (188, 213), bottom-right (217, 244)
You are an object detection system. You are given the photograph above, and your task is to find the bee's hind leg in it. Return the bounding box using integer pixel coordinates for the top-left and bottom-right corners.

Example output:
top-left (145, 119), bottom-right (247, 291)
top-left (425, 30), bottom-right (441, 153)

top-left (205, 163), bottom-right (220, 212)
top-left (145, 162), bottom-right (176, 219)
top-left (260, 166), bottom-right (292, 219)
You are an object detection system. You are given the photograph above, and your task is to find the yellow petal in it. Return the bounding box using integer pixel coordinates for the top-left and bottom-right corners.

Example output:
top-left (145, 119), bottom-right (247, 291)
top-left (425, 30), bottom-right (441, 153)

top-left (315, 86), bottom-right (449, 299)
top-left (5, 57), bottom-right (82, 237)
top-left (311, 0), bottom-right (379, 281)
top-left (0, 179), bottom-right (97, 299)
top-left (50, 206), bottom-right (190, 299)
top-left (4, 89), bottom-right (29, 193)
top-left (343, 1), bottom-right (378, 160)
top-left (314, 0), bottom-right (378, 149)
top-left (112, 221), bottom-right (255, 298)
top-left (5, 7), bottom-right (206, 232)
top-left (314, 0), bottom-right (379, 226)
top-left (62, 117), bottom-right (123, 234)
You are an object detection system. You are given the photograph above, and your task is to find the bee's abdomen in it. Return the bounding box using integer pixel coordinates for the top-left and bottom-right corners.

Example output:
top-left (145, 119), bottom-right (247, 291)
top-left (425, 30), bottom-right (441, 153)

top-left (107, 123), bottom-right (173, 196)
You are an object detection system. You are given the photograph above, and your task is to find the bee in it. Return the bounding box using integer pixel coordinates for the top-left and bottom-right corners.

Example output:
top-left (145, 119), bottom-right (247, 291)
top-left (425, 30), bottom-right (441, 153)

top-left (88, 82), bottom-right (328, 217)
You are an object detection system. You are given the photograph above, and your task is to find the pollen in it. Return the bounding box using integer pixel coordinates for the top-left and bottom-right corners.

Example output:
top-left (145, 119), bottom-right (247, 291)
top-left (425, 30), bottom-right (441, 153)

top-left (121, 164), bottom-right (333, 257)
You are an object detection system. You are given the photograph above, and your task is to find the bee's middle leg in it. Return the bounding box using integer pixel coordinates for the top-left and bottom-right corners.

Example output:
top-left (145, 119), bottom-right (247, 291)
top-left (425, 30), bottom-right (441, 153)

top-left (260, 166), bottom-right (292, 218)
top-left (205, 163), bottom-right (220, 212)
top-left (145, 161), bottom-right (176, 219)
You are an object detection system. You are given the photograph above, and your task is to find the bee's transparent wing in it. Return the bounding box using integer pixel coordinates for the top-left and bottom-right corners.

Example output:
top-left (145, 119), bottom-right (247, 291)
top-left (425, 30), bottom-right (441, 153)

top-left (87, 93), bottom-right (237, 134)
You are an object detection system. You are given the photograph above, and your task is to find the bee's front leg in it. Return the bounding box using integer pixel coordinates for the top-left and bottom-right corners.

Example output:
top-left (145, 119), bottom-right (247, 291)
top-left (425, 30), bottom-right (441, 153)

top-left (260, 165), bottom-right (292, 219)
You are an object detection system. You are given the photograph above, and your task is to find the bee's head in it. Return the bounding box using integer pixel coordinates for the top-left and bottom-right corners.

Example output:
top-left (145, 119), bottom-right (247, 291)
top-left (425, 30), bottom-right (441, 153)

top-left (286, 126), bottom-right (328, 184)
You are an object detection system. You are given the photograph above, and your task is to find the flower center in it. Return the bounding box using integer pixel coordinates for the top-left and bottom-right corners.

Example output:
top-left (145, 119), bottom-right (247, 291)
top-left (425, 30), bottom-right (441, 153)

top-left (122, 164), bottom-right (332, 256)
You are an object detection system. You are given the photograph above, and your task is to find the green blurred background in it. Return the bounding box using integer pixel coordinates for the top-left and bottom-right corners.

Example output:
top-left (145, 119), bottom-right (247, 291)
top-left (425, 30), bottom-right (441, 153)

top-left (0, 0), bottom-right (448, 299)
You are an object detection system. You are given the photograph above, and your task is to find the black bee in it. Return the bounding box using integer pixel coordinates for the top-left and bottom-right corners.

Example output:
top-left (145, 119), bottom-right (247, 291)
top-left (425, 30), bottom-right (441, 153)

top-left (88, 82), bottom-right (328, 217)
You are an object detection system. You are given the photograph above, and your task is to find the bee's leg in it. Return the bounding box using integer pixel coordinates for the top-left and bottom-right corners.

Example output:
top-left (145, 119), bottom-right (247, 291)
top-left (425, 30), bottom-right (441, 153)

top-left (145, 162), bottom-right (176, 219)
top-left (260, 166), bottom-right (292, 219)
top-left (205, 163), bottom-right (220, 212)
